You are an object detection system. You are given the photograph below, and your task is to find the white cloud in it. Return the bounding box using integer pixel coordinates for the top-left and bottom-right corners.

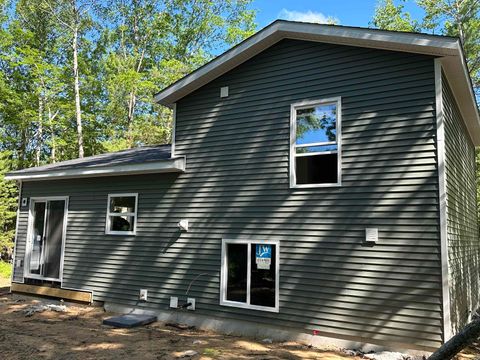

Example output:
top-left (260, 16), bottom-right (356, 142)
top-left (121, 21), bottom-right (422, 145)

top-left (277, 9), bottom-right (339, 24)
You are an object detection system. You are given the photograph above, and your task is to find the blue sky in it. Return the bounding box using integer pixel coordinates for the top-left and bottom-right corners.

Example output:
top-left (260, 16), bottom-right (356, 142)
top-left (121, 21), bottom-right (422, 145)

top-left (252, 0), bottom-right (424, 29)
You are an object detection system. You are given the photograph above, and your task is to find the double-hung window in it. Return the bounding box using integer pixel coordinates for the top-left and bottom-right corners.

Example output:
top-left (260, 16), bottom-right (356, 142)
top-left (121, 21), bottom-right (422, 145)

top-left (106, 193), bottom-right (138, 235)
top-left (290, 97), bottom-right (342, 187)
top-left (220, 239), bottom-right (279, 312)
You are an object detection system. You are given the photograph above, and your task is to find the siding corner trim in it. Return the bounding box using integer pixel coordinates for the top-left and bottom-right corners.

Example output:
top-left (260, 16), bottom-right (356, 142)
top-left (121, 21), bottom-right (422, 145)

top-left (11, 180), bottom-right (24, 284)
top-left (435, 58), bottom-right (452, 342)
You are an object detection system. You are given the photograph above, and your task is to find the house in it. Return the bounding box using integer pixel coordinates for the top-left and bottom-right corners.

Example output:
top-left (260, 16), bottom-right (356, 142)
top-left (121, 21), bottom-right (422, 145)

top-left (6, 20), bottom-right (480, 353)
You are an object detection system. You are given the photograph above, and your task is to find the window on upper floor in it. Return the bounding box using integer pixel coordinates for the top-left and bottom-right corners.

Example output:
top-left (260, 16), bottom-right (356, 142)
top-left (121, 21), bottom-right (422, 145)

top-left (290, 97), bottom-right (342, 187)
top-left (106, 193), bottom-right (138, 235)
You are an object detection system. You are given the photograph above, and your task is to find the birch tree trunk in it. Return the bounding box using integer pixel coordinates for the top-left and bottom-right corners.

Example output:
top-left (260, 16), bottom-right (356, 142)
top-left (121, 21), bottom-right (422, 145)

top-left (19, 129), bottom-right (27, 168)
top-left (48, 107), bottom-right (58, 163)
top-left (72, 16), bottom-right (84, 158)
top-left (41, 0), bottom-right (86, 158)
top-left (36, 95), bottom-right (44, 166)
top-left (126, 91), bottom-right (136, 147)
top-left (125, 14), bottom-right (144, 149)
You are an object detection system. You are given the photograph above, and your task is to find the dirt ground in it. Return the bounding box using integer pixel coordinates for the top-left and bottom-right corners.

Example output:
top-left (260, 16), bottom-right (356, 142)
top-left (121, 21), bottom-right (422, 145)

top-left (0, 287), bottom-right (479, 360)
top-left (0, 288), bottom-right (363, 360)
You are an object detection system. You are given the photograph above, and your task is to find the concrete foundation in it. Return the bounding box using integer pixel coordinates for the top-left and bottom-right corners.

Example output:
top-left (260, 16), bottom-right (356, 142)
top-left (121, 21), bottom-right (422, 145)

top-left (104, 302), bottom-right (433, 357)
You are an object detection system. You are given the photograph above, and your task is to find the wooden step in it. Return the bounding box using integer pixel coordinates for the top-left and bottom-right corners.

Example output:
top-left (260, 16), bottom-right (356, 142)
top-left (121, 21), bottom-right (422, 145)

top-left (11, 282), bottom-right (92, 303)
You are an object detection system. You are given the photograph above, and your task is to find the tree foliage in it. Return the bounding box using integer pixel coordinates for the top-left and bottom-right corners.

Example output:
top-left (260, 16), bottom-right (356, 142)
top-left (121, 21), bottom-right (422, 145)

top-left (98, 0), bottom-right (255, 150)
top-left (0, 152), bottom-right (17, 261)
top-left (372, 0), bottom-right (420, 31)
top-left (372, 0), bottom-right (480, 95)
top-left (372, 0), bottom-right (480, 221)
top-left (373, 0), bottom-right (480, 213)
top-left (0, 0), bottom-right (256, 259)
top-left (419, 0), bottom-right (480, 93)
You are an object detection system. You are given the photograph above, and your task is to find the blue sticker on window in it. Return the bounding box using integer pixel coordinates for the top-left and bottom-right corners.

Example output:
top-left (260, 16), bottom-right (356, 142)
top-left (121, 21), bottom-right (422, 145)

top-left (256, 244), bottom-right (272, 269)
top-left (256, 245), bottom-right (271, 259)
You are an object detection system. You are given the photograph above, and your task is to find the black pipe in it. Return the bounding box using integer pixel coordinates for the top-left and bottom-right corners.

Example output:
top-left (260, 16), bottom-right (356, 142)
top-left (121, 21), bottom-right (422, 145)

top-left (177, 302), bottom-right (192, 309)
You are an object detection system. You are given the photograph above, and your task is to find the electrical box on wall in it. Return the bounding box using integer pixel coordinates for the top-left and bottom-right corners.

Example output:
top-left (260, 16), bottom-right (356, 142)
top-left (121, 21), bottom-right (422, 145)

top-left (169, 296), bottom-right (178, 308)
top-left (365, 228), bottom-right (378, 243)
top-left (139, 289), bottom-right (148, 301)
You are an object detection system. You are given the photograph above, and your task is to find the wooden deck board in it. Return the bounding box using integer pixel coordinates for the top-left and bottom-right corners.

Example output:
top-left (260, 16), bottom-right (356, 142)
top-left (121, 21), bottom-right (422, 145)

top-left (11, 283), bottom-right (92, 303)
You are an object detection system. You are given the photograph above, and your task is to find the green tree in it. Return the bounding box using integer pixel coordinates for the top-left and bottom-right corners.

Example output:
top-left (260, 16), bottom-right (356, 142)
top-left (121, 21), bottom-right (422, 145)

top-left (0, 6), bottom-right (37, 168)
top-left (99, 0), bottom-right (170, 149)
top-left (0, 0), bottom-right (257, 259)
top-left (372, 0), bottom-right (480, 95)
top-left (100, 0), bottom-right (256, 149)
top-left (0, 0), bottom-right (69, 167)
top-left (418, 0), bottom-right (480, 93)
top-left (12, 0), bottom-right (64, 166)
top-left (372, 0), bottom-right (420, 31)
top-left (0, 152), bottom-right (18, 261)
top-left (41, 0), bottom-right (100, 158)
top-left (373, 0), bottom-right (480, 211)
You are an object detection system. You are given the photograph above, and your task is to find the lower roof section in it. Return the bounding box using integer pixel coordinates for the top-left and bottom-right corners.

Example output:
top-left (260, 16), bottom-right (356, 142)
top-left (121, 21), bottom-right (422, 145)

top-left (5, 144), bottom-right (186, 181)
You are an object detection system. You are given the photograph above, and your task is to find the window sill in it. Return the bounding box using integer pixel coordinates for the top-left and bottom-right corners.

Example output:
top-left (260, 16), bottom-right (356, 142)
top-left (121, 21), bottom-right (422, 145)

top-left (105, 231), bottom-right (136, 236)
top-left (290, 182), bottom-right (342, 189)
top-left (220, 299), bottom-right (279, 313)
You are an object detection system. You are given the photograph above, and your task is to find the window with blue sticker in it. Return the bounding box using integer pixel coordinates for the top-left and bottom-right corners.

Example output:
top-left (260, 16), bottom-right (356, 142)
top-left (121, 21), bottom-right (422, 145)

top-left (251, 244), bottom-right (275, 307)
top-left (222, 240), bottom-right (278, 311)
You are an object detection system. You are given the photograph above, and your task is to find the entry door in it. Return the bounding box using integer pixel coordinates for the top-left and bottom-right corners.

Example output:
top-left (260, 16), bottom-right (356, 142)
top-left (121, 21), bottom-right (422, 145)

top-left (27, 198), bottom-right (67, 281)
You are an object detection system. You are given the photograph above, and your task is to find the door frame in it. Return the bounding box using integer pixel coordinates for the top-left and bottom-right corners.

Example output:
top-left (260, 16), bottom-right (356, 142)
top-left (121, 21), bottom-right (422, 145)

top-left (24, 196), bottom-right (69, 282)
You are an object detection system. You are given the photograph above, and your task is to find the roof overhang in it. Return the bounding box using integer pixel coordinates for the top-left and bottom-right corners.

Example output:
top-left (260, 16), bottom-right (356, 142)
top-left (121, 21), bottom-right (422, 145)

top-left (5, 157), bottom-right (186, 181)
top-left (155, 20), bottom-right (480, 145)
top-left (440, 51), bottom-right (480, 145)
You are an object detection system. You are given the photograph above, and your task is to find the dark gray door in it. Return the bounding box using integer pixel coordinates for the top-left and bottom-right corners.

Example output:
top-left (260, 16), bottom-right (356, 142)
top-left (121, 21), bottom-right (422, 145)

top-left (29, 199), bottom-right (66, 280)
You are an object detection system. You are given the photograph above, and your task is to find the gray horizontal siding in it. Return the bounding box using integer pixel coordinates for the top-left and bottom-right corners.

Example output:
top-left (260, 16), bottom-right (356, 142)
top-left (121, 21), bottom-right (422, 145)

top-left (175, 39), bottom-right (441, 350)
top-left (14, 39), bottom-right (441, 350)
top-left (443, 73), bottom-right (480, 334)
top-left (175, 40), bottom-right (441, 349)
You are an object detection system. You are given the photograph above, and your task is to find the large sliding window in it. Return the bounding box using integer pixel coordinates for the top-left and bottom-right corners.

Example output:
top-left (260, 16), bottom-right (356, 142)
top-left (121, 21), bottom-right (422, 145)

top-left (220, 239), bottom-right (279, 312)
top-left (290, 97), bottom-right (342, 187)
top-left (106, 193), bottom-right (138, 235)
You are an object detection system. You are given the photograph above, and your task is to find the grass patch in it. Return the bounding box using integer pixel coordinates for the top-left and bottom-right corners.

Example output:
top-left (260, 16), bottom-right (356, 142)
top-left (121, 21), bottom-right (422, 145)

top-left (203, 348), bottom-right (220, 357)
top-left (0, 261), bottom-right (12, 279)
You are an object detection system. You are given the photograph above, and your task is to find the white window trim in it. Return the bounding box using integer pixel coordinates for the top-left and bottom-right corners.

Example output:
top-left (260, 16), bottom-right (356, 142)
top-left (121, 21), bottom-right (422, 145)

top-left (105, 193), bottom-right (138, 236)
top-left (289, 97), bottom-right (342, 188)
top-left (171, 103), bottom-right (177, 158)
top-left (220, 238), bottom-right (280, 313)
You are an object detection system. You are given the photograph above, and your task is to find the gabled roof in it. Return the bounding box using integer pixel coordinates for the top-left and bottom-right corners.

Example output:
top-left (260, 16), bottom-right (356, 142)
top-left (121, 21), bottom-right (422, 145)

top-left (155, 20), bottom-right (480, 145)
top-left (5, 145), bottom-right (185, 181)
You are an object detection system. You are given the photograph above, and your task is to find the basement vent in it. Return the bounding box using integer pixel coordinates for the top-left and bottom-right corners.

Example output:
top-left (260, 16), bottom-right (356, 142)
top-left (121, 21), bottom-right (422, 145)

top-left (365, 228), bottom-right (378, 243)
top-left (220, 86), bottom-right (229, 98)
